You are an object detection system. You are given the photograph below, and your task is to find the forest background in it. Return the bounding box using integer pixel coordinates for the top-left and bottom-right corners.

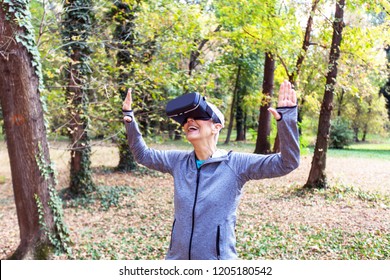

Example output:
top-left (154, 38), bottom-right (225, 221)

top-left (0, 0), bottom-right (389, 260)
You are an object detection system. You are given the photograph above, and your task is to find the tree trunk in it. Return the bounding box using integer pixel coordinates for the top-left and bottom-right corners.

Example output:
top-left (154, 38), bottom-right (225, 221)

top-left (255, 52), bottom-right (275, 154)
top-left (66, 53), bottom-right (95, 194)
top-left (294, 0), bottom-right (321, 81)
top-left (235, 85), bottom-right (246, 141)
top-left (336, 88), bottom-right (345, 117)
top-left (362, 98), bottom-right (372, 142)
top-left (189, 25), bottom-right (221, 76)
top-left (0, 4), bottom-right (70, 259)
top-left (305, 0), bottom-right (346, 189)
top-left (62, 0), bottom-right (95, 194)
top-left (110, 1), bottom-right (140, 171)
top-left (379, 45), bottom-right (390, 120)
top-left (225, 65), bottom-right (241, 144)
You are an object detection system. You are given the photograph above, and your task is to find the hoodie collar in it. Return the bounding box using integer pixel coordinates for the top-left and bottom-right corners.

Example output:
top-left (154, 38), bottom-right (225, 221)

top-left (191, 149), bottom-right (231, 167)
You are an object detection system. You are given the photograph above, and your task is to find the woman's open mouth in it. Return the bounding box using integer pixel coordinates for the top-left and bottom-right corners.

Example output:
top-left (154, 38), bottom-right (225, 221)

top-left (187, 125), bottom-right (199, 133)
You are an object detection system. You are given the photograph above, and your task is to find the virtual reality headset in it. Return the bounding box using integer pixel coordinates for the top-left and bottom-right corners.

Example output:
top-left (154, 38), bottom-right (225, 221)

top-left (166, 92), bottom-right (222, 126)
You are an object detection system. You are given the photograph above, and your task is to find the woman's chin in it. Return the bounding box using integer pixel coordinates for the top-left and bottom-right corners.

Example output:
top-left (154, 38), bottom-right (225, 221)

top-left (185, 132), bottom-right (200, 142)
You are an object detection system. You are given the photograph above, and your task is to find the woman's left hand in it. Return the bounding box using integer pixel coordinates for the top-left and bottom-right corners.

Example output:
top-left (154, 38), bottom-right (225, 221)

top-left (268, 80), bottom-right (297, 120)
top-left (123, 88), bottom-right (133, 123)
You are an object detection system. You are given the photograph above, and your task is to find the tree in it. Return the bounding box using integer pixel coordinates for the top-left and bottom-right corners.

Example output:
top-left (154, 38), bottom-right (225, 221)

top-left (108, 0), bottom-right (140, 172)
top-left (254, 52), bottom-right (275, 154)
top-left (379, 45), bottom-right (390, 120)
top-left (224, 64), bottom-right (241, 144)
top-left (330, 2), bottom-right (388, 141)
top-left (305, 0), bottom-right (346, 189)
top-left (189, 25), bottom-right (222, 76)
top-left (0, 0), bottom-right (70, 259)
top-left (272, 0), bottom-right (321, 152)
top-left (61, 0), bottom-right (95, 195)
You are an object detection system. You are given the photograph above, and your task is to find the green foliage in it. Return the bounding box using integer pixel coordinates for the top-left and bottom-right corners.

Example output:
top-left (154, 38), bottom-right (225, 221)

top-left (24, 0), bottom-right (389, 146)
top-left (329, 117), bottom-right (354, 149)
top-left (61, 185), bottom-right (136, 212)
top-left (61, 0), bottom-right (94, 59)
top-left (237, 223), bottom-right (389, 260)
top-left (3, 0), bottom-right (44, 92)
top-left (293, 181), bottom-right (390, 207)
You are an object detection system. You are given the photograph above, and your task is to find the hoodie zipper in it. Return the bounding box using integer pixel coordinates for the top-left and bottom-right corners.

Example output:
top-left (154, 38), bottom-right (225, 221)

top-left (169, 219), bottom-right (176, 251)
top-left (188, 166), bottom-right (201, 260)
top-left (216, 225), bottom-right (221, 259)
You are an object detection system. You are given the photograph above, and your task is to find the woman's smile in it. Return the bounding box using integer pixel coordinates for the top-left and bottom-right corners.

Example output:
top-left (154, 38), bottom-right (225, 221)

top-left (187, 125), bottom-right (199, 133)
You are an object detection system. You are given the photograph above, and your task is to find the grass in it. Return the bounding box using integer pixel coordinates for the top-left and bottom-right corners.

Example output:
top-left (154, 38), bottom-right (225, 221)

top-left (237, 224), bottom-right (389, 260)
top-left (327, 142), bottom-right (390, 160)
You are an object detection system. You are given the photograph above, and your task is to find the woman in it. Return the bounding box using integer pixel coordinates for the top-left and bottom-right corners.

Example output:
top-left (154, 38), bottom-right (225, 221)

top-left (122, 81), bottom-right (299, 260)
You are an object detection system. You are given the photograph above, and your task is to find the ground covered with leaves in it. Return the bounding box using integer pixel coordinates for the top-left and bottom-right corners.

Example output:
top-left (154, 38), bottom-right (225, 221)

top-left (0, 142), bottom-right (389, 260)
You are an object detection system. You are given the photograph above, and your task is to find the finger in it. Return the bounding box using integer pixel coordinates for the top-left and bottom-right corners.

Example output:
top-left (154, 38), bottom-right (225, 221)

top-left (123, 116), bottom-right (132, 123)
top-left (279, 81), bottom-right (287, 102)
top-left (123, 88), bottom-right (132, 110)
top-left (125, 88), bottom-right (132, 104)
top-left (284, 81), bottom-right (297, 106)
top-left (290, 89), bottom-right (297, 105)
top-left (286, 81), bottom-right (293, 97)
top-left (268, 107), bottom-right (281, 120)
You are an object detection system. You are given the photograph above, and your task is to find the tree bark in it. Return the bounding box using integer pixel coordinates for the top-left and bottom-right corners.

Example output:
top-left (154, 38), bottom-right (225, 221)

top-left (305, 0), bottom-right (346, 189)
top-left (111, 1), bottom-right (139, 172)
top-left (379, 45), bottom-right (390, 120)
top-left (189, 25), bottom-right (221, 76)
top-left (294, 0), bottom-right (321, 81)
top-left (66, 51), bottom-right (95, 194)
top-left (336, 88), bottom-right (345, 117)
top-left (235, 85), bottom-right (246, 141)
top-left (254, 52), bottom-right (275, 154)
top-left (224, 65), bottom-right (241, 144)
top-left (0, 4), bottom-right (69, 259)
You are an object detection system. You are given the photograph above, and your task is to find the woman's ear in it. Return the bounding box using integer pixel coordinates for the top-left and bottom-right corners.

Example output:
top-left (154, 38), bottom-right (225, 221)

top-left (212, 123), bottom-right (223, 134)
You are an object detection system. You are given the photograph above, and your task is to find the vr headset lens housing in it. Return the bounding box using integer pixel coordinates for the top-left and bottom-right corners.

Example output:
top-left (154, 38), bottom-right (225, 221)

top-left (166, 92), bottom-right (222, 126)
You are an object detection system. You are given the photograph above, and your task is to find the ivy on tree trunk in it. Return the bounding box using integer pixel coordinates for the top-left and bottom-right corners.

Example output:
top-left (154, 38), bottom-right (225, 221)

top-left (0, 0), bottom-right (71, 259)
top-left (61, 0), bottom-right (95, 195)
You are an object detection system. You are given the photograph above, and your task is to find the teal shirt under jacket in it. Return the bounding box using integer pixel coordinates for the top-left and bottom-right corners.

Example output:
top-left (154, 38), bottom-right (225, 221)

top-left (124, 106), bottom-right (300, 260)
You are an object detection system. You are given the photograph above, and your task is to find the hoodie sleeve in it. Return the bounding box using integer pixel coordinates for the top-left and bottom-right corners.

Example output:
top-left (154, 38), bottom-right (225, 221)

top-left (123, 112), bottom-right (183, 174)
top-left (233, 106), bottom-right (300, 183)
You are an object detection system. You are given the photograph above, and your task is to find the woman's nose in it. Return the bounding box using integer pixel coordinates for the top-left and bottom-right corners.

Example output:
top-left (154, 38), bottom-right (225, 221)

top-left (186, 118), bottom-right (195, 124)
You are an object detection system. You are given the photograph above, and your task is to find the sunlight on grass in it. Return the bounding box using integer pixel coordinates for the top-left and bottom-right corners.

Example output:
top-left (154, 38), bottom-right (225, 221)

top-left (328, 144), bottom-right (390, 160)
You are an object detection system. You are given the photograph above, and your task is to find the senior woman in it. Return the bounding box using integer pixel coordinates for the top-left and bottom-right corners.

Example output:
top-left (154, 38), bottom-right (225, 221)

top-left (122, 80), bottom-right (299, 260)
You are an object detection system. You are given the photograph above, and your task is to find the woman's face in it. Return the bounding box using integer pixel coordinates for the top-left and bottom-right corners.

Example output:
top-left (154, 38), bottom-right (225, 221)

top-left (183, 118), bottom-right (217, 143)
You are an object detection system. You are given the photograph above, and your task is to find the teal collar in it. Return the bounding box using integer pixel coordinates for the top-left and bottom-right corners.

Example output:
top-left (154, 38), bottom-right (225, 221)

top-left (196, 159), bottom-right (205, 169)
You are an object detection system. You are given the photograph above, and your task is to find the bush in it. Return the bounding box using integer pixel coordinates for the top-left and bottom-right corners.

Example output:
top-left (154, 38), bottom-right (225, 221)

top-left (330, 117), bottom-right (354, 149)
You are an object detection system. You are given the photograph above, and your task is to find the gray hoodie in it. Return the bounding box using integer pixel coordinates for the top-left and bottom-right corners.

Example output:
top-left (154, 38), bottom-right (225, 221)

top-left (124, 106), bottom-right (300, 260)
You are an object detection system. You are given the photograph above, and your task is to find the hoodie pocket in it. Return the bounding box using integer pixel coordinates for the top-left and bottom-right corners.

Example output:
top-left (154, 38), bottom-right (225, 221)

top-left (216, 225), bottom-right (221, 259)
top-left (169, 219), bottom-right (176, 251)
